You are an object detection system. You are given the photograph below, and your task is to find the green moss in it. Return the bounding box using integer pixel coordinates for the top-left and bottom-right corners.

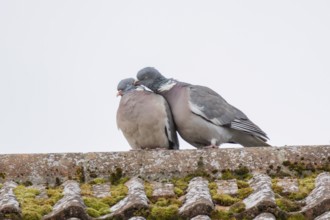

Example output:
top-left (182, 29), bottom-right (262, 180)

top-left (110, 167), bottom-right (127, 185)
top-left (149, 204), bottom-right (181, 220)
top-left (89, 171), bottom-right (98, 179)
top-left (273, 176), bottom-right (315, 201)
top-left (134, 196), bottom-right (182, 219)
top-left (22, 210), bottom-right (42, 220)
top-left (287, 213), bottom-right (306, 220)
top-left (80, 180), bottom-right (128, 217)
top-left (187, 171), bottom-right (211, 180)
top-left (83, 197), bottom-right (110, 217)
top-left (237, 180), bottom-right (249, 189)
top-left (14, 185), bottom-right (63, 220)
top-left (209, 180), bottom-right (251, 206)
top-left (212, 169), bottom-right (219, 174)
top-left (20, 181), bottom-right (32, 187)
top-left (233, 166), bottom-right (252, 180)
top-left (81, 180), bottom-right (128, 217)
top-left (221, 166), bottom-right (252, 180)
top-left (100, 197), bottom-right (118, 208)
top-left (173, 187), bottom-right (184, 197)
top-left (14, 185), bottom-right (39, 197)
top-left (144, 182), bottom-right (153, 198)
top-left (46, 188), bottom-right (64, 206)
top-left (82, 179), bottom-right (128, 212)
top-left (110, 183), bottom-right (128, 199)
top-left (237, 187), bottom-right (253, 199)
top-left (221, 169), bottom-right (235, 180)
top-left (171, 178), bottom-right (189, 197)
top-left (0, 183), bottom-right (2, 189)
top-left (213, 194), bottom-right (239, 206)
top-left (276, 198), bottom-right (301, 212)
top-left (84, 197), bottom-right (109, 210)
top-left (3, 213), bottom-right (21, 220)
top-left (86, 208), bottom-right (101, 218)
top-left (75, 166), bottom-right (85, 183)
top-left (289, 162), bottom-right (309, 175)
top-left (289, 177), bottom-right (315, 200)
top-left (229, 202), bottom-right (246, 213)
top-left (300, 176), bottom-right (315, 191)
top-left (55, 178), bottom-right (62, 187)
top-left (154, 197), bottom-right (182, 207)
top-left (197, 156), bottom-right (204, 168)
top-left (90, 178), bottom-right (106, 185)
top-left (0, 172), bottom-right (6, 179)
top-left (210, 210), bottom-right (234, 220)
top-left (80, 183), bottom-right (93, 196)
top-left (208, 182), bottom-right (218, 199)
top-left (133, 208), bottom-right (149, 217)
top-left (281, 159), bottom-right (330, 176)
top-left (100, 183), bottom-right (129, 207)
top-left (283, 160), bottom-right (291, 166)
top-left (271, 179), bottom-right (283, 194)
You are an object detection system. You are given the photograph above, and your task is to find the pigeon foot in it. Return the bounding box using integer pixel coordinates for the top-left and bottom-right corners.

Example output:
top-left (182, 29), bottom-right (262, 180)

top-left (204, 144), bottom-right (219, 149)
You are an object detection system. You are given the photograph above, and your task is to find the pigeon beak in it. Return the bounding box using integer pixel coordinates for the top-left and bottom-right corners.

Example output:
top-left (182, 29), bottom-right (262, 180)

top-left (116, 90), bottom-right (123, 97)
top-left (134, 80), bottom-right (141, 86)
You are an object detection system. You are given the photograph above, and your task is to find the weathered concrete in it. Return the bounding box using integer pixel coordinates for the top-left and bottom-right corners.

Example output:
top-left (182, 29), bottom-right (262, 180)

top-left (216, 179), bottom-right (238, 195)
top-left (253, 212), bottom-right (276, 220)
top-left (1, 146), bottom-right (329, 185)
top-left (33, 185), bottom-right (48, 199)
top-left (315, 211), bottom-right (330, 220)
top-left (0, 153), bottom-right (85, 186)
top-left (99, 177), bottom-right (149, 220)
top-left (300, 172), bottom-right (330, 219)
top-left (276, 178), bottom-right (299, 194)
top-left (0, 181), bottom-right (20, 219)
top-left (151, 182), bottom-right (175, 198)
top-left (179, 177), bottom-right (214, 218)
top-left (243, 174), bottom-right (275, 209)
top-left (92, 184), bottom-right (111, 198)
top-left (0, 146), bottom-right (330, 219)
top-left (43, 180), bottom-right (90, 220)
top-left (0, 172), bottom-right (328, 219)
top-left (238, 174), bottom-right (281, 219)
top-left (128, 217), bottom-right (146, 220)
top-left (190, 215), bottom-right (212, 220)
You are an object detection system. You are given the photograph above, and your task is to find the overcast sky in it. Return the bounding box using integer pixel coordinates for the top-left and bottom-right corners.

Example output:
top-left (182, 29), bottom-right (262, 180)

top-left (1, 1), bottom-right (330, 154)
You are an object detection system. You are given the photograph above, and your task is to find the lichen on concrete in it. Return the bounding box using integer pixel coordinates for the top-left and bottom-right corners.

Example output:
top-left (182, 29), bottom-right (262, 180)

top-left (179, 177), bottom-right (214, 218)
top-left (1, 146), bottom-right (329, 185)
top-left (0, 181), bottom-right (20, 218)
top-left (43, 180), bottom-right (90, 220)
top-left (243, 174), bottom-right (275, 209)
top-left (215, 179), bottom-right (238, 195)
top-left (300, 172), bottom-right (330, 219)
top-left (315, 211), bottom-right (330, 220)
top-left (253, 212), bottom-right (276, 220)
top-left (0, 146), bottom-right (330, 219)
top-left (98, 177), bottom-right (149, 219)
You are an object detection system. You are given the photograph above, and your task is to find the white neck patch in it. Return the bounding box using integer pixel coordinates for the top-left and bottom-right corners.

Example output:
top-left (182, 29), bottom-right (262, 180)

top-left (157, 80), bottom-right (177, 92)
top-left (135, 86), bottom-right (145, 91)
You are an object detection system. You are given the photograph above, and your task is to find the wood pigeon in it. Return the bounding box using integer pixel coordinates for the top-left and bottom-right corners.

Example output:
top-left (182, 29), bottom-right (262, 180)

top-left (116, 78), bottom-right (179, 150)
top-left (135, 67), bottom-right (270, 148)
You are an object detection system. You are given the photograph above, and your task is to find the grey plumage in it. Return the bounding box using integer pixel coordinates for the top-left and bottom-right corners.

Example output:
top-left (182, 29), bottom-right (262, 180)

top-left (136, 67), bottom-right (270, 148)
top-left (116, 78), bottom-right (179, 150)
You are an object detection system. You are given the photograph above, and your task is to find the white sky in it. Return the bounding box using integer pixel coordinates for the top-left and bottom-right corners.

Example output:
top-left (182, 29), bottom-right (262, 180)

top-left (1, 1), bottom-right (330, 154)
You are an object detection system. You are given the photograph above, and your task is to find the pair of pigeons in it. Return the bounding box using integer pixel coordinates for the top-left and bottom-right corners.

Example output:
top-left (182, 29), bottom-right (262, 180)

top-left (116, 67), bottom-right (270, 150)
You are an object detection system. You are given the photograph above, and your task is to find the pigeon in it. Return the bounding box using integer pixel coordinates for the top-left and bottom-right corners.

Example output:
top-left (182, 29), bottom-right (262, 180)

top-left (136, 67), bottom-right (270, 148)
top-left (116, 78), bottom-right (179, 150)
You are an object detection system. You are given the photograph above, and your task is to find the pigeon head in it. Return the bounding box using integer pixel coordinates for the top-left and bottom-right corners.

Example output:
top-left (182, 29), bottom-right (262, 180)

top-left (117, 78), bottom-right (137, 96)
top-left (136, 67), bottom-right (167, 92)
